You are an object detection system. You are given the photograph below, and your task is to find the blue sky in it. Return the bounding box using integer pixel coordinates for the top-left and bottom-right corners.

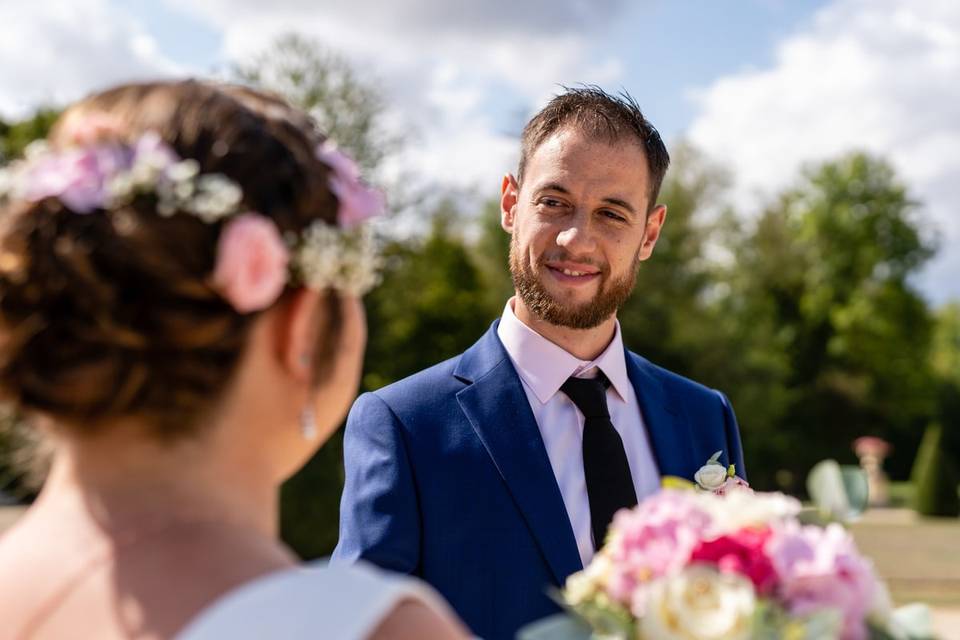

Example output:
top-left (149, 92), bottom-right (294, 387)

top-left (0, 0), bottom-right (956, 303)
top-left (119, 0), bottom-right (832, 138)
top-left (123, 0), bottom-right (222, 71)
top-left (603, 0), bottom-right (833, 137)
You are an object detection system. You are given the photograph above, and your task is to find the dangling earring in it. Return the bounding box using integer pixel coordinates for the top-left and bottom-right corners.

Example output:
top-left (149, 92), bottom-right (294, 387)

top-left (299, 351), bottom-right (317, 440)
top-left (300, 406), bottom-right (318, 440)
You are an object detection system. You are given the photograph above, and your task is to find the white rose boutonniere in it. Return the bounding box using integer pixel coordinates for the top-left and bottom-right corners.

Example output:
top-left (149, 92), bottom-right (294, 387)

top-left (694, 451), bottom-right (751, 495)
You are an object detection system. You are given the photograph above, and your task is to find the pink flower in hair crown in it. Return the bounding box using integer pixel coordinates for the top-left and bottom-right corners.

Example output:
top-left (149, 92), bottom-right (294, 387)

top-left (316, 141), bottom-right (385, 228)
top-left (212, 213), bottom-right (290, 313)
top-left (22, 145), bottom-right (129, 213)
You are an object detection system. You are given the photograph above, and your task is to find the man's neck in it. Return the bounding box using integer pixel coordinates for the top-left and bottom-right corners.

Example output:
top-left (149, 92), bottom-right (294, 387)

top-left (512, 297), bottom-right (618, 361)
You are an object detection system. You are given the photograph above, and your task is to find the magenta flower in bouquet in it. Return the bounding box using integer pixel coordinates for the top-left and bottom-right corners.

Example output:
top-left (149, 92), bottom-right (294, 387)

top-left (557, 487), bottom-right (933, 640)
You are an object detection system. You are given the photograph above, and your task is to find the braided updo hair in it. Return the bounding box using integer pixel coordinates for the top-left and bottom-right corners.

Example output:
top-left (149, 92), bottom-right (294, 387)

top-left (0, 80), bottom-right (346, 439)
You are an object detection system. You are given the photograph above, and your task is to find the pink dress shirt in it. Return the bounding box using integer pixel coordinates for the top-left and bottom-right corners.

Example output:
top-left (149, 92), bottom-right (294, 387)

top-left (497, 299), bottom-right (661, 566)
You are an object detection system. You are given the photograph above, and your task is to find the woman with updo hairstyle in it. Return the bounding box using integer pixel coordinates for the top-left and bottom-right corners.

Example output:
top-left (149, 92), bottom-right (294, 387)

top-left (0, 80), bottom-right (468, 639)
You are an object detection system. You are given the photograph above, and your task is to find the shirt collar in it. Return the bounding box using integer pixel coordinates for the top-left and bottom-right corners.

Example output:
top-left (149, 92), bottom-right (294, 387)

top-left (496, 298), bottom-right (631, 405)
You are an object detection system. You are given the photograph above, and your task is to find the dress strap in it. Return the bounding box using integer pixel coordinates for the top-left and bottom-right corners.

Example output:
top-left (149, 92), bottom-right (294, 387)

top-left (177, 560), bottom-right (442, 639)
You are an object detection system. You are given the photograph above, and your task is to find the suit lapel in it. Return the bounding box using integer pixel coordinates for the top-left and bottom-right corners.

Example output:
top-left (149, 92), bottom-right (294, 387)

top-left (624, 352), bottom-right (697, 480)
top-left (454, 324), bottom-right (583, 584)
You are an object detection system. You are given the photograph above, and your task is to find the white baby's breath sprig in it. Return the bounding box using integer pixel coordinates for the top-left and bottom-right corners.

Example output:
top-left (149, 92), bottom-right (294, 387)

top-left (23, 140), bottom-right (49, 160)
top-left (294, 221), bottom-right (382, 296)
top-left (0, 156), bottom-right (36, 207)
top-left (188, 174), bottom-right (243, 223)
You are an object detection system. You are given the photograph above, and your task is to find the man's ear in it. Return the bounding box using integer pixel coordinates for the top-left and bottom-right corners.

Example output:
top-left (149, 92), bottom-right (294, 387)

top-left (639, 204), bottom-right (667, 261)
top-left (275, 288), bottom-right (323, 383)
top-left (500, 173), bottom-right (519, 232)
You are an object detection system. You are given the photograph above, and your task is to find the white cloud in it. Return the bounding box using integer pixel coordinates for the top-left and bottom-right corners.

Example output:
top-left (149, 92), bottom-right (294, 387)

top-left (168, 0), bottom-right (625, 43)
top-left (688, 0), bottom-right (960, 304)
top-left (163, 0), bottom-right (629, 196)
top-left (0, 0), bottom-right (184, 119)
top-left (162, 0), bottom-right (627, 104)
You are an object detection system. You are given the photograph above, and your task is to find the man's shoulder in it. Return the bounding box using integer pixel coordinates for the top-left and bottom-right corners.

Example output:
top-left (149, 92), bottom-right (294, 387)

top-left (626, 350), bottom-right (727, 403)
top-left (375, 355), bottom-right (464, 397)
top-left (361, 353), bottom-right (470, 422)
top-left (365, 322), bottom-right (507, 415)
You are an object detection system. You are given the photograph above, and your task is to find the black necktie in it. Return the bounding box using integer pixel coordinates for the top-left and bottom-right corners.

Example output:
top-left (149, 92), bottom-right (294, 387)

top-left (561, 374), bottom-right (638, 549)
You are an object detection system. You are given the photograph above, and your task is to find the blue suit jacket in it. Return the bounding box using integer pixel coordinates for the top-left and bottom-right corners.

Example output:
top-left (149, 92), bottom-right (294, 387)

top-left (333, 321), bottom-right (744, 639)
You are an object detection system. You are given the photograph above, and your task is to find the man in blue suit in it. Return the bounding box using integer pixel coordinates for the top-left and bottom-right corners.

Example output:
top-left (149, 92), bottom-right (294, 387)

top-left (333, 87), bottom-right (745, 639)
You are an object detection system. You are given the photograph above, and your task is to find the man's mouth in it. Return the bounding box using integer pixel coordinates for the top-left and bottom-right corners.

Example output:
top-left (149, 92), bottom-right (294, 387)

top-left (544, 261), bottom-right (602, 283)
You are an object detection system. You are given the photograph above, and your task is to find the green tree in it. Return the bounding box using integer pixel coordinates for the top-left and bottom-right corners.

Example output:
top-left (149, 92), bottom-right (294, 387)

top-left (929, 303), bottom-right (960, 507)
top-left (363, 200), bottom-right (494, 389)
top-left (932, 304), bottom-right (960, 379)
top-left (473, 198), bottom-right (513, 316)
top-left (727, 153), bottom-right (938, 489)
top-left (911, 422), bottom-right (959, 516)
top-left (0, 109), bottom-right (60, 165)
top-left (617, 142), bottom-right (733, 378)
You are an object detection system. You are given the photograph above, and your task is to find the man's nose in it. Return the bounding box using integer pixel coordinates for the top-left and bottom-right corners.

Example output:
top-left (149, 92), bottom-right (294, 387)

top-left (555, 210), bottom-right (598, 253)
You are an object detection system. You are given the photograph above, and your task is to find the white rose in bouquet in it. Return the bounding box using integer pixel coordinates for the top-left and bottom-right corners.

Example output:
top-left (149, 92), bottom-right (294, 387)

top-left (564, 553), bottom-right (613, 605)
top-left (640, 565), bottom-right (756, 640)
top-left (703, 489), bottom-right (801, 536)
top-left (693, 462), bottom-right (728, 491)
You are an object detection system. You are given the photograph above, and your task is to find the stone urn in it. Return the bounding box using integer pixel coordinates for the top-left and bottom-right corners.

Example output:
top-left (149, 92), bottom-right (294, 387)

top-left (853, 436), bottom-right (892, 507)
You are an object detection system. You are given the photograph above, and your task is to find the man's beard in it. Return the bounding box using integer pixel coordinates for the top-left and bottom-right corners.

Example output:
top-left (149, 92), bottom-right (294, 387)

top-left (509, 233), bottom-right (639, 330)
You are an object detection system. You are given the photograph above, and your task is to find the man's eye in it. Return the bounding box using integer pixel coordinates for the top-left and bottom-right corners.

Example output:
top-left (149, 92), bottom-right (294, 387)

top-left (601, 210), bottom-right (626, 222)
top-left (540, 198), bottom-right (563, 207)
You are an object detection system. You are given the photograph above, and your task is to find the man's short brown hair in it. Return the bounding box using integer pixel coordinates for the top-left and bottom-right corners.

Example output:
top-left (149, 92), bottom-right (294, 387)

top-left (517, 86), bottom-right (670, 210)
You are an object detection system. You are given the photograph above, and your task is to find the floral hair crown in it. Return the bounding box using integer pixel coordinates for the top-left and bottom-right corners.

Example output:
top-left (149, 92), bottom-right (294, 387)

top-left (0, 129), bottom-right (385, 313)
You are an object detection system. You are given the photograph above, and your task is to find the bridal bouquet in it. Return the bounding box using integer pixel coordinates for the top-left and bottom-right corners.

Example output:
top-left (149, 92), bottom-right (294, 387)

top-left (544, 487), bottom-right (934, 640)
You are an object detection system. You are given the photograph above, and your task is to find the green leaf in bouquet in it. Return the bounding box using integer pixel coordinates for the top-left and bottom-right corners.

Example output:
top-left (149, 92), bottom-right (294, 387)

top-left (707, 450), bottom-right (723, 465)
top-left (516, 613), bottom-right (593, 640)
top-left (571, 600), bottom-right (634, 640)
top-left (799, 609), bottom-right (844, 640)
top-left (661, 475), bottom-right (696, 490)
top-left (751, 600), bottom-right (842, 640)
top-left (546, 586), bottom-right (635, 640)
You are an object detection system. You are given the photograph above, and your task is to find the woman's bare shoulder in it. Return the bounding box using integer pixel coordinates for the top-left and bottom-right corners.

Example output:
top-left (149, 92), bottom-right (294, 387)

top-left (0, 511), bottom-right (296, 639)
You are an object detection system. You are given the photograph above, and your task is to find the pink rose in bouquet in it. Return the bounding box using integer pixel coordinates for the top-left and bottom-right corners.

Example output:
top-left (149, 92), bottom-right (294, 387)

top-left (768, 522), bottom-right (880, 640)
